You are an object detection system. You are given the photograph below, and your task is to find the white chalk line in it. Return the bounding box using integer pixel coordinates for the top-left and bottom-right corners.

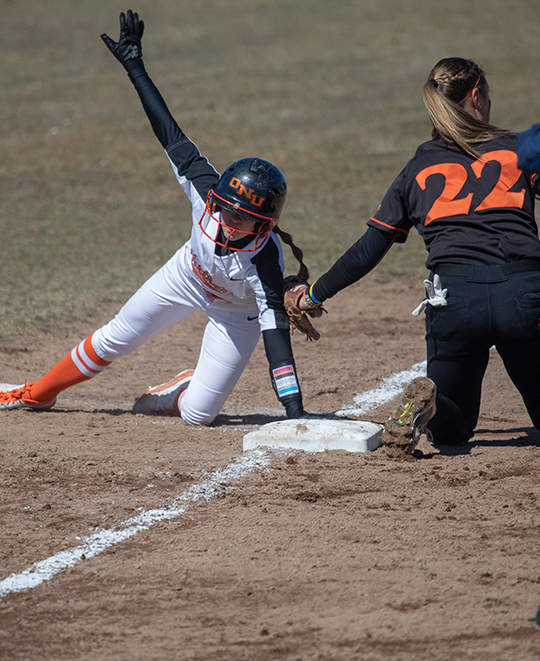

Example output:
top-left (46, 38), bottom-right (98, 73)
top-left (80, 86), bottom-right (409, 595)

top-left (0, 361), bottom-right (426, 600)
top-left (335, 360), bottom-right (427, 417)
top-left (0, 450), bottom-right (271, 600)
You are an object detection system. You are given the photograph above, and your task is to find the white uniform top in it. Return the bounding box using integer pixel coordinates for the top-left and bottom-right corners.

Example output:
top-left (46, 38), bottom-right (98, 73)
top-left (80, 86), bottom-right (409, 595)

top-left (167, 146), bottom-right (287, 332)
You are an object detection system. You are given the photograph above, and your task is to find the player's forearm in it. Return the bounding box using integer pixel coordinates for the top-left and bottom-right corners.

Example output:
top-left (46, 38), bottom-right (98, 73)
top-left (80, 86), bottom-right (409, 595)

top-left (127, 65), bottom-right (185, 150)
top-left (312, 226), bottom-right (395, 302)
top-left (263, 328), bottom-right (304, 418)
top-left (101, 11), bottom-right (183, 150)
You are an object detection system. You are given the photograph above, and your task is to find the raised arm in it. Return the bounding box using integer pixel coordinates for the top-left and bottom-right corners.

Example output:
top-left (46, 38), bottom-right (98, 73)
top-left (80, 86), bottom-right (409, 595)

top-left (101, 10), bottom-right (218, 199)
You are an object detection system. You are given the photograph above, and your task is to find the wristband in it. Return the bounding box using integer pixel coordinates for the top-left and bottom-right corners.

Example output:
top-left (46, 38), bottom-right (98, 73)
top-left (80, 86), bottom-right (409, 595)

top-left (124, 57), bottom-right (145, 72)
top-left (304, 283), bottom-right (323, 309)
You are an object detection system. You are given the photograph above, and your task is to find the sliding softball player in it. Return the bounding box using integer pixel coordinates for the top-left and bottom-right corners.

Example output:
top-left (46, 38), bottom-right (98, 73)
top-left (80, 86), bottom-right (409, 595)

top-left (0, 10), bottom-right (310, 423)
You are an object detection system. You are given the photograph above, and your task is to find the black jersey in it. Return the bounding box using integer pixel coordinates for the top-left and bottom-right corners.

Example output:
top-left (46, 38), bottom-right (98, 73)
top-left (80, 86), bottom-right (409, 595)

top-left (368, 135), bottom-right (540, 268)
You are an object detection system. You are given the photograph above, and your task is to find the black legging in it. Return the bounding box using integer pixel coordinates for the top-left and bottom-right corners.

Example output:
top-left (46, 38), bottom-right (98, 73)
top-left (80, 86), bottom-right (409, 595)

top-left (425, 263), bottom-right (540, 444)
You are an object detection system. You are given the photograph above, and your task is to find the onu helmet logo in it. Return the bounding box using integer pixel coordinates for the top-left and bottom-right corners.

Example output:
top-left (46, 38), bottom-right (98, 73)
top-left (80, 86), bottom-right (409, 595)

top-left (228, 177), bottom-right (264, 207)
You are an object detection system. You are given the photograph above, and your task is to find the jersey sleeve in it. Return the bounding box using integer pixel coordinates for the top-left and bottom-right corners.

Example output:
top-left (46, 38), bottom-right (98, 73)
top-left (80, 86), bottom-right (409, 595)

top-left (247, 236), bottom-right (290, 331)
top-left (518, 124), bottom-right (540, 173)
top-left (367, 164), bottom-right (412, 243)
top-left (127, 65), bottom-right (219, 205)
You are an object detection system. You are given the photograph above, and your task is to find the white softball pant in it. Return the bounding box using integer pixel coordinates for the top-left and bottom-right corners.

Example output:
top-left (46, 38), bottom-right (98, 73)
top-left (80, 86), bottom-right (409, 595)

top-left (91, 248), bottom-right (261, 425)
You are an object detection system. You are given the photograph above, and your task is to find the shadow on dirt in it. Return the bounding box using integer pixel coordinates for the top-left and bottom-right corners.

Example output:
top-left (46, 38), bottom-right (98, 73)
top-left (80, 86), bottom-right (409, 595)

top-left (415, 427), bottom-right (540, 459)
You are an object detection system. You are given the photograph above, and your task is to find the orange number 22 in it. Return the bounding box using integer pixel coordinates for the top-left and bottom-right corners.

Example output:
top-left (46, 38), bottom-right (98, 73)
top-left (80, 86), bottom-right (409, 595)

top-left (415, 150), bottom-right (525, 225)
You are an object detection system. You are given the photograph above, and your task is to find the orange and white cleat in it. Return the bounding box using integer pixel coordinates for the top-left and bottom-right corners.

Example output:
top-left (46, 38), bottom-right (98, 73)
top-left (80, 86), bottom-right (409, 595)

top-left (132, 369), bottom-right (194, 416)
top-left (0, 383), bottom-right (56, 411)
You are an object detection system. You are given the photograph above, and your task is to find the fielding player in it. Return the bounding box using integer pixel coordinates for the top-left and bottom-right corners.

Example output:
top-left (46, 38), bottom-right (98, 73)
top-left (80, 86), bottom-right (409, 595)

top-left (293, 57), bottom-right (540, 454)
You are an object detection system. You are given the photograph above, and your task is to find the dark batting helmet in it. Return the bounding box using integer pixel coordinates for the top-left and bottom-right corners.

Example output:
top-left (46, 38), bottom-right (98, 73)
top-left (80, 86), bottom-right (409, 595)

top-left (202, 157), bottom-right (288, 251)
top-left (211, 157), bottom-right (287, 225)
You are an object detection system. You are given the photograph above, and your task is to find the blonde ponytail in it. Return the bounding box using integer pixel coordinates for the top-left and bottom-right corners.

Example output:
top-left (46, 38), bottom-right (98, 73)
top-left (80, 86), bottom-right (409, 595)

top-left (423, 58), bottom-right (510, 159)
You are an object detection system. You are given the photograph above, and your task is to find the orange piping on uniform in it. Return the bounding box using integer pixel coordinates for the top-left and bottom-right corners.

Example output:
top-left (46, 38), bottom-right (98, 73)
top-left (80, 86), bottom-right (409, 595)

top-left (369, 218), bottom-right (409, 237)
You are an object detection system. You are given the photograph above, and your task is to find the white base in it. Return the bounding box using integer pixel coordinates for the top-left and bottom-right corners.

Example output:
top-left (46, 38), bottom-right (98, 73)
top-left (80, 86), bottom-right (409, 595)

top-left (243, 419), bottom-right (383, 453)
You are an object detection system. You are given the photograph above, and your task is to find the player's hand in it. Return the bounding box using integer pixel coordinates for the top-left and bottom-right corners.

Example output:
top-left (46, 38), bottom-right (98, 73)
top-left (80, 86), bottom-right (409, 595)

top-left (297, 285), bottom-right (310, 311)
top-left (283, 276), bottom-right (325, 342)
top-left (284, 397), bottom-right (304, 419)
top-left (284, 281), bottom-right (314, 312)
top-left (284, 400), bottom-right (336, 421)
top-left (101, 10), bottom-right (145, 69)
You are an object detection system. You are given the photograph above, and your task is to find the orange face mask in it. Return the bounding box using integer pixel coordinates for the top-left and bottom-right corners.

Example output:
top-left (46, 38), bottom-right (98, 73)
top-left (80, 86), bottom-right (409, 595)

top-left (199, 190), bottom-right (275, 252)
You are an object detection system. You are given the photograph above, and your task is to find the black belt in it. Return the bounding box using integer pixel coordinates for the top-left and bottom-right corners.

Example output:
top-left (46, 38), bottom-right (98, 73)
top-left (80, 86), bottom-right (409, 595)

top-left (433, 259), bottom-right (540, 277)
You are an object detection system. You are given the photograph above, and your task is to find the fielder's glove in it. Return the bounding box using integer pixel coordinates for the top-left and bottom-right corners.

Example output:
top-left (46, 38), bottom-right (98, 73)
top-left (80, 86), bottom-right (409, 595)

top-left (283, 276), bottom-right (326, 341)
top-left (101, 10), bottom-right (145, 70)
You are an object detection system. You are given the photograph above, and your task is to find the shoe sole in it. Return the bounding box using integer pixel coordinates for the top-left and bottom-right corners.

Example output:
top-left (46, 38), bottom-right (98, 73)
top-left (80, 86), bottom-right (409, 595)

top-left (25, 398), bottom-right (57, 411)
top-left (0, 383), bottom-right (56, 411)
top-left (382, 377), bottom-right (436, 458)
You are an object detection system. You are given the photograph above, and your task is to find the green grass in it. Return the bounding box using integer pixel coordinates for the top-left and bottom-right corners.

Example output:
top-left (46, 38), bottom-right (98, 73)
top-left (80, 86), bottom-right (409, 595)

top-left (2, 0), bottom-right (540, 338)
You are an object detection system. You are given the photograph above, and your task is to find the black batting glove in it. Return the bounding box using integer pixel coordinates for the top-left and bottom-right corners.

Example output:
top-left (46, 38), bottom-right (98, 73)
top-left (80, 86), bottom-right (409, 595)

top-left (101, 9), bottom-right (145, 71)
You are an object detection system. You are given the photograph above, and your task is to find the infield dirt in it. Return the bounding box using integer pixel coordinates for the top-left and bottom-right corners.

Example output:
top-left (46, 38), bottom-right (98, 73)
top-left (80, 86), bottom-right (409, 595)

top-left (1, 278), bottom-right (539, 661)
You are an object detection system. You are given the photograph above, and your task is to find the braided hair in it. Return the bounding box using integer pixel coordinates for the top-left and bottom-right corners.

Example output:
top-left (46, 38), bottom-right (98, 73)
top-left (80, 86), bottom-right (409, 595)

top-left (423, 57), bottom-right (510, 158)
top-left (274, 225), bottom-right (310, 281)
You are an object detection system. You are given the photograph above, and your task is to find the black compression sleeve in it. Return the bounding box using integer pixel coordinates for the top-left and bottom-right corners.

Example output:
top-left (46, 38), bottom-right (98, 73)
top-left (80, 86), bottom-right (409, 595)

top-left (262, 327), bottom-right (293, 363)
top-left (262, 328), bottom-right (304, 418)
top-left (127, 65), bottom-right (184, 149)
top-left (312, 226), bottom-right (395, 301)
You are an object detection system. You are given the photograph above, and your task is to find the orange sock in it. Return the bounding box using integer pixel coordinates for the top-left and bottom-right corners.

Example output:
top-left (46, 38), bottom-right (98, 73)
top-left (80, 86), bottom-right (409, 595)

top-left (25, 335), bottom-right (112, 405)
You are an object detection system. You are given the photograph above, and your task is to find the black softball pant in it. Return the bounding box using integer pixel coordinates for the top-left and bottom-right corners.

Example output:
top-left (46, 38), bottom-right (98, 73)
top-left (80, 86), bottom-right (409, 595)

top-left (424, 262), bottom-right (540, 445)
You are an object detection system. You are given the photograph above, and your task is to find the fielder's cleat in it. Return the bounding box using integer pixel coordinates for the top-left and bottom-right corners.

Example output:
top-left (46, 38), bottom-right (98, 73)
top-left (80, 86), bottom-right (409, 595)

top-left (382, 376), bottom-right (436, 458)
top-left (0, 383), bottom-right (57, 411)
top-left (132, 369), bottom-right (194, 416)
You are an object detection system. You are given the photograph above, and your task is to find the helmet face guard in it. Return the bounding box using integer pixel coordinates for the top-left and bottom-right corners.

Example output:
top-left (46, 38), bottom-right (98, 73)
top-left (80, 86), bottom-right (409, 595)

top-left (199, 157), bottom-right (287, 252)
top-left (199, 191), bottom-right (274, 252)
